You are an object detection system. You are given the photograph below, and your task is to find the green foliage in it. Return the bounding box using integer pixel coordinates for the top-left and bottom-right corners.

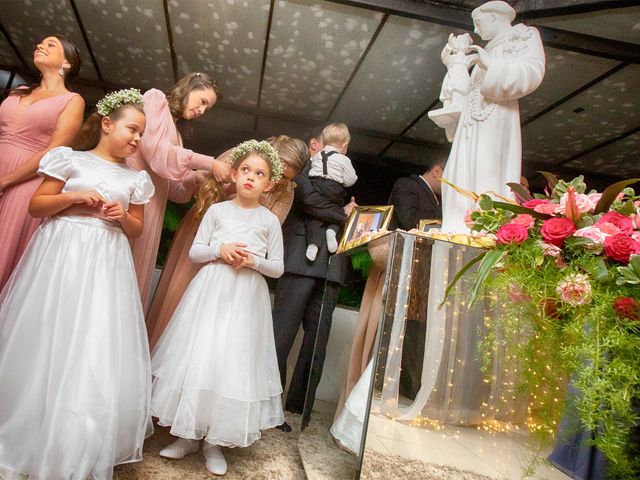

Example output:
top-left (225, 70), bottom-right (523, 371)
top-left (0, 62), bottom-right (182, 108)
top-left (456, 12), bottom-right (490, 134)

top-left (351, 251), bottom-right (373, 277)
top-left (616, 256), bottom-right (640, 286)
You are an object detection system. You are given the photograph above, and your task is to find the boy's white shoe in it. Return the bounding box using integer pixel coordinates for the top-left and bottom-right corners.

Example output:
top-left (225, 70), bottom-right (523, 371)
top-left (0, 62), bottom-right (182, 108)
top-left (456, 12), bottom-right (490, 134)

top-left (203, 442), bottom-right (228, 476)
top-left (306, 244), bottom-right (319, 261)
top-left (326, 229), bottom-right (338, 253)
top-left (159, 437), bottom-right (201, 459)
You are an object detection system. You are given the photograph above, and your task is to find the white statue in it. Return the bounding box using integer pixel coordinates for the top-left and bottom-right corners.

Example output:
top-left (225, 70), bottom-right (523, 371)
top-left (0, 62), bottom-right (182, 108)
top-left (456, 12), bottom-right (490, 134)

top-left (438, 1), bottom-right (546, 233)
top-left (429, 33), bottom-right (475, 141)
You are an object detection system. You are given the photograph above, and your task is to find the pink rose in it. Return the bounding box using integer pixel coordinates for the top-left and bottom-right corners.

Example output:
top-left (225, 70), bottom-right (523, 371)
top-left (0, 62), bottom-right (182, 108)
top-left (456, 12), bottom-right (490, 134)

top-left (604, 234), bottom-right (640, 263)
top-left (630, 213), bottom-right (640, 230)
top-left (534, 203), bottom-right (561, 215)
top-left (464, 209), bottom-right (478, 228)
top-left (557, 192), bottom-right (596, 214)
top-left (522, 199), bottom-right (550, 209)
top-left (631, 231), bottom-right (640, 243)
top-left (598, 222), bottom-right (622, 236)
top-left (511, 214), bottom-right (535, 230)
top-left (574, 226), bottom-right (607, 244)
top-left (556, 273), bottom-right (592, 306)
top-left (541, 218), bottom-right (576, 247)
top-left (496, 223), bottom-right (529, 245)
top-left (597, 212), bottom-right (634, 235)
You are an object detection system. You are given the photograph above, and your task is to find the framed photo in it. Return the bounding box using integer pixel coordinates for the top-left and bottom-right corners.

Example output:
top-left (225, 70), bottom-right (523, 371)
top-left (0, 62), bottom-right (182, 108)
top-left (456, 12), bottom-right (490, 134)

top-left (338, 205), bottom-right (394, 252)
top-left (418, 219), bottom-right (442, 232)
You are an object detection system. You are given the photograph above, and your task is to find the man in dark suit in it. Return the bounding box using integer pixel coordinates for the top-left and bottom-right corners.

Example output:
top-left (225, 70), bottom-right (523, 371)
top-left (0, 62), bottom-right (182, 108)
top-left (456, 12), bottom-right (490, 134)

top-left (388, 158), bottom-right (445, 231)
top-left (388, 158), bottom-right (445, 399)
top-left (272, 128), bottom-right (356, 428)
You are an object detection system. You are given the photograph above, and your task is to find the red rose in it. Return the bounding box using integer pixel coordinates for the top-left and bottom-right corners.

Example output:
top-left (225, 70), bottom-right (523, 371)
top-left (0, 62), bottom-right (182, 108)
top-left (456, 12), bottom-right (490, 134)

top-left (613, 297), bottom-right (640, 321)
top-left (540, 218), bottom-right (576, 247)
top-left (496, 223), bottom-right (529, 245)
top-left (604, 234), bottom-right (640, 263)
top-left (522, 199), bottom-right (550, 209)
top-left (597, 212), bottom-right (634, 235)
top-left (541, 298), bottom-right (562, 319)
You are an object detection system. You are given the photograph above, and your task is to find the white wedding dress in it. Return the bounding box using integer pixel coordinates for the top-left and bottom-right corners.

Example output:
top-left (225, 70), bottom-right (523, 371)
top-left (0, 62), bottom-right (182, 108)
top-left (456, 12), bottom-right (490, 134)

top-left (151, 201), bottom-right (285, 447)
top-left (0, 147), bottom-right (155, 480)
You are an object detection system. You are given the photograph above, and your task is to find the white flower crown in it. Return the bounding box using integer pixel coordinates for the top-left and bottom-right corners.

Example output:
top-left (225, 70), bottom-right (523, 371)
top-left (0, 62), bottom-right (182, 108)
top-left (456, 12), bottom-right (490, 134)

top-left (96, 88), bottom-right (144, 116)
top-left (232, 139), bottom-right (283, 182)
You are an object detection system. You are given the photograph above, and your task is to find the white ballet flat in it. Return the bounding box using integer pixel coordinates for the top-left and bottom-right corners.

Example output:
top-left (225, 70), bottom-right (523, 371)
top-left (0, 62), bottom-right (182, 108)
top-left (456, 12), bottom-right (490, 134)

top-left (159, 437), bottom-right (201, 459)
top-left (203, 442), bottom-right (227, 476)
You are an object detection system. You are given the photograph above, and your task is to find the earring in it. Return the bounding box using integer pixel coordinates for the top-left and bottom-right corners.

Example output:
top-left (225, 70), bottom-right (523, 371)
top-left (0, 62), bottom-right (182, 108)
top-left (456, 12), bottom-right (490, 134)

top-left (59, 66), bottom-right (65, 77)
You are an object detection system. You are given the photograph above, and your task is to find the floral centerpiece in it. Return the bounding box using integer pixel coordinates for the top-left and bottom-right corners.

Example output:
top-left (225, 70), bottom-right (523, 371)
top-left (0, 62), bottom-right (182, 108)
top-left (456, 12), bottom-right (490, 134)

top-left (452, 174), bottom-right (640, 478)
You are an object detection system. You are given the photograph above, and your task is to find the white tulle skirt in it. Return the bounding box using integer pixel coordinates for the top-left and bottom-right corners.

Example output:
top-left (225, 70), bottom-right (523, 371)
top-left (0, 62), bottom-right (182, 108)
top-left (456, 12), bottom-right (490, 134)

top-left (0, 216), bottom-right (152, 480)
top-left (151, 261), bottom-right (284, 447)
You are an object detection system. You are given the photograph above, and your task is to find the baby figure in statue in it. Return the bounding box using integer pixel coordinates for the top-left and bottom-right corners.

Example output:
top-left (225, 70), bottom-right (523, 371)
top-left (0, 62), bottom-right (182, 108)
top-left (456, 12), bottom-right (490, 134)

top-left (305, 122), bottom-right (357, 261)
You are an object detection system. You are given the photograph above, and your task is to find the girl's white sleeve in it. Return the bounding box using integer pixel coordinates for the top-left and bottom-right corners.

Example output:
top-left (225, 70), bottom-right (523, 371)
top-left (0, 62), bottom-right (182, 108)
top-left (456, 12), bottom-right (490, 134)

top-left (189, 206), bottom-right (222, 263)
top-left (252, 215), bottom-right (284, 278)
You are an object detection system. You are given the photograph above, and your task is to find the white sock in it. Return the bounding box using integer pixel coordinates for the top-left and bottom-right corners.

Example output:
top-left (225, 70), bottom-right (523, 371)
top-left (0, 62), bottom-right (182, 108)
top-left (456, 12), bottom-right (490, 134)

top-left (326, 229), bottom-right (338, 253)
top-left (306, 244), bottom-right (318, 261)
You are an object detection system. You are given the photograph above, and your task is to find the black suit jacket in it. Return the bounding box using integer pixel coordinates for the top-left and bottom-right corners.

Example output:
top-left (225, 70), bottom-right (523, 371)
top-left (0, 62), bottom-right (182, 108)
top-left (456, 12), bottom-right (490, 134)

top-left (281, 164), bottom-right (347, 283)
top-left (388, 174), bottom-right (442, 230)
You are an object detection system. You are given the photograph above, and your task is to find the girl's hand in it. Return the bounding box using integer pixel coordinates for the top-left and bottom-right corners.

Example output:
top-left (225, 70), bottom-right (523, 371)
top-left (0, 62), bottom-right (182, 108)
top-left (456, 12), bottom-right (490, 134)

top-left (211, 159), bottom-right (231, 183)
top-left (219, 242), bottom-right (248, 265)
top-left (232, 253), bottom-right (255, 270)
top-left (103, 202), bottom-right (128, 223)
top-left (70, 190), bottom-right (106, 207)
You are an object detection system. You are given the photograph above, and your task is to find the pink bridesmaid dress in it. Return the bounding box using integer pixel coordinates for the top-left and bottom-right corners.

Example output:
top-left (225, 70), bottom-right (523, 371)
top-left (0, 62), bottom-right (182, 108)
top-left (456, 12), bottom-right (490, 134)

top-left (126, 88), bottom-right (211, 312)
top-left (0, 91), bottom-right (78, 290)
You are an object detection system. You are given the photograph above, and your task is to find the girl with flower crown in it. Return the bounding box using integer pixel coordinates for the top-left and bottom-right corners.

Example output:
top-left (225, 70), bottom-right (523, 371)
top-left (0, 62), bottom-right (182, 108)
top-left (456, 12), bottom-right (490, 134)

top-left (150, 140), bottom-right (286, 476)
top-left (0, 89), bottom-right (154, 480)
top-left (125, 73), bottom-right (230, 312)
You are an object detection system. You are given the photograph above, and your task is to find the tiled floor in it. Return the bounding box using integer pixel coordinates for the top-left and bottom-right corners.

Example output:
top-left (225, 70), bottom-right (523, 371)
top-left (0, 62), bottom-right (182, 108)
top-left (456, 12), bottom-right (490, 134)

top-left (363, 414), bottom-right (571, 480)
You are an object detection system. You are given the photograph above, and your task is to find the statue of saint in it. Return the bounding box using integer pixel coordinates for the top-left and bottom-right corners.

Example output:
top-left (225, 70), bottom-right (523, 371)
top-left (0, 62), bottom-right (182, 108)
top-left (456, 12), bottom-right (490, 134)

top-left (437, 1), bottom-right (546, 232)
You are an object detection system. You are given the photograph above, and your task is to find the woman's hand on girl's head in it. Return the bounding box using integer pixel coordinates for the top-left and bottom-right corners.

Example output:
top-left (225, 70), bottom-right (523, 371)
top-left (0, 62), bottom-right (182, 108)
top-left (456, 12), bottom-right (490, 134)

top-left (70, 190), bottom-right (107, 207)
top-left (103, 201), bottom-right (127, 222)
top-left (219, 242), bottom-right (248, 265)
top-left (211, 159), bottom-right (231, 183)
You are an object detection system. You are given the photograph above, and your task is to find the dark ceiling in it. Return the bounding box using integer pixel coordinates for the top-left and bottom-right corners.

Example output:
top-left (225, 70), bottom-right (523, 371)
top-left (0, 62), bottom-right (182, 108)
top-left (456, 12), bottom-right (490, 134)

top-left (1, 0), bottom-right (639, 190)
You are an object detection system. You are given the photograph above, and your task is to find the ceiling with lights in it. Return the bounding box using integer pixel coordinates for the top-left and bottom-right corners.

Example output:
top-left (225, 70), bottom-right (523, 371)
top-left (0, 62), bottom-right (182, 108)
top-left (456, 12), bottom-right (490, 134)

top-left (1, 0), bottom-right (638, 189)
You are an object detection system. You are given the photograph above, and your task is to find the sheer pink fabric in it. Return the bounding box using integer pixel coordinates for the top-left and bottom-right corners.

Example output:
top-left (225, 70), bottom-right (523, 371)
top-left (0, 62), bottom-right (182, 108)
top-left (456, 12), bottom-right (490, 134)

top-left (126, 89), bottom-right (213, 311)
top-left (0, 92), bottom-right (77, 290)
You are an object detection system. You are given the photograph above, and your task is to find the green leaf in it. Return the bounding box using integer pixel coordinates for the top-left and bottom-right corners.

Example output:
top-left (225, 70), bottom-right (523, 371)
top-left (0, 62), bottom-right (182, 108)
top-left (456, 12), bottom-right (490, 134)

top-left (439, 251), bottom-right (486, 309)
top-left (594, 178), bottom-right (640, 214)
top-left (478, 194), bottom-right (493, 211)
top-left (492, 201), bottom-right (552, 220)
top-left (468, 249), bottom-right (506, 308)
top-left (539, 171), bottom-right (558, 190)
top-left (617, 199), bottom-right (638, 216)
top-left (581, 256), bottom-right (611, 284)
top-left (507, 182), bottom-right (533, 201)
top-left (616, 255), bottom-right (640, 285)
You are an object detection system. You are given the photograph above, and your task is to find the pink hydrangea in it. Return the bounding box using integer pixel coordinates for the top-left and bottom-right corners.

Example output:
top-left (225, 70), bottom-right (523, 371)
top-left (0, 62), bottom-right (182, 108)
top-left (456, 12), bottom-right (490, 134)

top-left (587, 192), bottom-right (602, 206)
top-left (556, 273), bottom-right (592, 306)
top-left (556, 192), bottom-right (596, 214)
top-left (510, 214), bottom-right (535, 229)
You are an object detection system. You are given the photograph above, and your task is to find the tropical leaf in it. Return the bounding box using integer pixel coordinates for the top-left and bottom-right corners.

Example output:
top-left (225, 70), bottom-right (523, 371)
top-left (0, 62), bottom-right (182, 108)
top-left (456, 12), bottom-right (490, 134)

top-left (507, 182), bottom-right (533, 201)
top-left (440, 177), bottom-right (480, 202)
top-left (594, 178), bottom-right (640, 214)
top-left (468, 249), bottom-right (506, 308)
top-left (616, 255), bottom-right (640, 286)
top-left (581, 256), bottom-right (611, 284)
top-left (539, 171), bottom-right (558, 190)
top-left (565, 187), bottom-right (581, 224)
top-left (492, 201), bottom-right (552, 220)
top-left (439, 251), bottom-right (487, 309)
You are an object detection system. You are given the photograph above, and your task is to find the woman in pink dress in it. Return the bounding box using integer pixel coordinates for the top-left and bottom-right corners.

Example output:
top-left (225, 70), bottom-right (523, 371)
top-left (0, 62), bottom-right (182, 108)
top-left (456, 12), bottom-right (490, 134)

top-left (147, 135), bottom-right (308, 349)
top-left (125, 73), bottom-right (230, 312)
top-left (0, 35), bottom-right (85, 289)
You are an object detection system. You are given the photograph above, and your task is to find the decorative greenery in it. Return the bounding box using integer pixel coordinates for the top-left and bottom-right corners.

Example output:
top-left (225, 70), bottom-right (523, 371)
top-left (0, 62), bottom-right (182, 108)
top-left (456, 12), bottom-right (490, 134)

top-left (96, 88), bottom-right (143, 116)
top-left (232, 139), bottom-right (283, 182)
top-left (457, 175), bottom-right (640, 478)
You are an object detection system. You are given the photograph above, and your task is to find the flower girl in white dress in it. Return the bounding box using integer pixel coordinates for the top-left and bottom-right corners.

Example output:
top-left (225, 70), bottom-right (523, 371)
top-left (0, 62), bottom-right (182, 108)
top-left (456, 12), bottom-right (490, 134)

top-left (0, 89), bottom-right (154, 480)
top-left (151, 140), bottom-right (285, 476)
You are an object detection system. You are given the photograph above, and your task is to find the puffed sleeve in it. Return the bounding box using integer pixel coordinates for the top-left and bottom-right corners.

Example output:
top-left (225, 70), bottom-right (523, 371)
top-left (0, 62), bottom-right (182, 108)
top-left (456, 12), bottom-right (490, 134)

top-left (130, 170), bottom-right (155, 205)
top-left (37, 146), bottom-right (74, 181)
top-left (136, 89), bottom-right (212, 181)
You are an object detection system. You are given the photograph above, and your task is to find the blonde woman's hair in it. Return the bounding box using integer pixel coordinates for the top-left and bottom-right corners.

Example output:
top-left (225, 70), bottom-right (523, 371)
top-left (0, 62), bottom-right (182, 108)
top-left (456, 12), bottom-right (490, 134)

top-left (165, 72), bottom-right (222, 119)
top-left (320, 123), bottom-right (350, 148)
top-left (193, 135), bottom-right (308, 220)
top-left (71, 103), bottom-right (145, 151)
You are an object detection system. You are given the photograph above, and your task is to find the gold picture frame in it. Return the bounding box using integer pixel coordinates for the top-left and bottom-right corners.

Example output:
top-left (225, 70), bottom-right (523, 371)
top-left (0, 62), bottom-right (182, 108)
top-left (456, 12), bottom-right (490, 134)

top-left (418, 218), bottom-right (442, 232)
top-left (338, 205), bottom-right (394, 253)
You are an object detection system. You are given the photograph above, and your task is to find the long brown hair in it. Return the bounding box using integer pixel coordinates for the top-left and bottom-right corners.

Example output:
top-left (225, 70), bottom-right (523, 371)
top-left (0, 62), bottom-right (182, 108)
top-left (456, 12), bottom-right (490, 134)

top-left (72, 103), bottom-right (145, 151)
top-left (11, 35), bottom-right (81, 97)
top-left (165, 72), bottom-right (222, 138)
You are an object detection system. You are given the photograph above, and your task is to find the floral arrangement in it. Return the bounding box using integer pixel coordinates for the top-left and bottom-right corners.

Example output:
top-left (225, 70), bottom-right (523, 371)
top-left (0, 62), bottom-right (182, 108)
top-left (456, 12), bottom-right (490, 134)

top-left (96, 88), bottom-right (144, 116)
top-left (456, 173), bottom-right (640, 478)
top-left (232, 139), bottom-right (283, 182)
